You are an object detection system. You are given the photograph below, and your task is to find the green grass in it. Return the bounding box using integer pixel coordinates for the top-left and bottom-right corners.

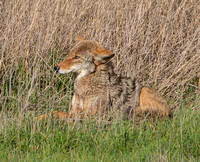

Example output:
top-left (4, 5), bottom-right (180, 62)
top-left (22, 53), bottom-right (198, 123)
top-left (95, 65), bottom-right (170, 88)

top-left (0, 103), bottom-right (199, 161)
top-left (1, 55), bottom-right (199, 161)
top-left (1, 56), bottom-right (199, 161)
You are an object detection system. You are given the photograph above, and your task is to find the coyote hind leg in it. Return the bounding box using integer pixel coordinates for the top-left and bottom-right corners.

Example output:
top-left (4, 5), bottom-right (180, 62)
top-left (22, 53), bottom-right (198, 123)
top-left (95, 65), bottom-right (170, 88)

top-left (134, 87), bottom-right (171, 116)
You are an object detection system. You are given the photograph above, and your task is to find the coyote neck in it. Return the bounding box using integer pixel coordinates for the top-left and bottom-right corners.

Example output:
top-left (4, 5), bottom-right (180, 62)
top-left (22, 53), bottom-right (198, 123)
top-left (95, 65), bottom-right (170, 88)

top-left (74, 63), bottom-right (116, 96)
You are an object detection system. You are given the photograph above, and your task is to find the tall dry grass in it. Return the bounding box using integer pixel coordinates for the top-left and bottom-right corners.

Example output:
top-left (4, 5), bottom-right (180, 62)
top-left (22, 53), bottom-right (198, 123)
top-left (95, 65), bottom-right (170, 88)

top-left (0, 0), bottom-right (200, 118)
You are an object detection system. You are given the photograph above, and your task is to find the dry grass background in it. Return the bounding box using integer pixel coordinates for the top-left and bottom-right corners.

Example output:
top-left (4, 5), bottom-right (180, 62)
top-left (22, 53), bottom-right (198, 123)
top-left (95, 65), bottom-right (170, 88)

top-left (0, 0), bottom-right (200, 118)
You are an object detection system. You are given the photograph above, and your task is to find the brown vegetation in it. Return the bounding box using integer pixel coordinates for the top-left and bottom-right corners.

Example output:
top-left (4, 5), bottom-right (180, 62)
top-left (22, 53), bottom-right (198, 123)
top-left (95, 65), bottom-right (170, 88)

top-left (1, 0), bottom-right (199, 117)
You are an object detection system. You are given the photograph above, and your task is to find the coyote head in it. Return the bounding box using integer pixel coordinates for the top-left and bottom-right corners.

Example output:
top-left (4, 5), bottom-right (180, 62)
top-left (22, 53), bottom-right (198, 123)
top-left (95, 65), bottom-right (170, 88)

top-left (54, 36), bottom-right (115, 78)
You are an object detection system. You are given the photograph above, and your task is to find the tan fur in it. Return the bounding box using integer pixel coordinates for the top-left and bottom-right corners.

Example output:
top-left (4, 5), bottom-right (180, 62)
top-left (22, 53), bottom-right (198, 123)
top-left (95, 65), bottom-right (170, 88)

top-left (134, 87), bottom-right (170, 115)
top-left (34, 37), bottom-right (171, 121)
top-left (199, 78), bottom-right (200, 88)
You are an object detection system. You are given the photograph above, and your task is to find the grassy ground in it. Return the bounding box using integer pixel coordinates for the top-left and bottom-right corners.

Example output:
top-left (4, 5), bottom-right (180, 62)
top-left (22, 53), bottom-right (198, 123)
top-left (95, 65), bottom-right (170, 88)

top-left (0, 58), bottom-right (199, 161)
top-left (0, 97), bottom-right (199, 161)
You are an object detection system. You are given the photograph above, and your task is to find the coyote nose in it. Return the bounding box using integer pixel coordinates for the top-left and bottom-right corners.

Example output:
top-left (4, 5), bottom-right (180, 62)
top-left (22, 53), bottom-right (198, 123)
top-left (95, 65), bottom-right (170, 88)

top-left (54, 66), bottom-right (60, 72)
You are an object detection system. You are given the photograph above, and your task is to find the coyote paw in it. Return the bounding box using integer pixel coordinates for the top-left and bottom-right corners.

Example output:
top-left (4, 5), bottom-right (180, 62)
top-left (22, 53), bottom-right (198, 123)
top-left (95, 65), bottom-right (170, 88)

top-left (34, 111), bottom-right (69, 121)
top-left (33, 114), bottom-right (49, 121)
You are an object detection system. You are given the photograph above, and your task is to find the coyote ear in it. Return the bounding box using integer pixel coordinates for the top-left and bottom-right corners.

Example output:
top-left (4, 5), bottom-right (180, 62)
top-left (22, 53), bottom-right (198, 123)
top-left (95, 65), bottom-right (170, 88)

top-left (76, 35), bottom-right (85, 42)
top-left (93, 48), bottom-right (115, 64)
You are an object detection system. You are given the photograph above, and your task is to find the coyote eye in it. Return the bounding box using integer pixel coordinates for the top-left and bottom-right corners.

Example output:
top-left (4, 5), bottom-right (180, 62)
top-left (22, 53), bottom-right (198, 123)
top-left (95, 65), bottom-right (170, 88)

top-left (74, 56), bottom-right (80, 59)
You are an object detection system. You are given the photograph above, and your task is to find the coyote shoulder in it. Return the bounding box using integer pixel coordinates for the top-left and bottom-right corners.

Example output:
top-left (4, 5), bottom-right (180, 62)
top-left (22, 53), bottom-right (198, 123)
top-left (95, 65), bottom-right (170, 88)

top-left (35, 36), bottom-right (171, 121)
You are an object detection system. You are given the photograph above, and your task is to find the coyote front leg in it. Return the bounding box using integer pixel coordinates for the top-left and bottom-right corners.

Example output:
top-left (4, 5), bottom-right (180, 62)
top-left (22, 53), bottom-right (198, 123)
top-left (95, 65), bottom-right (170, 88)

top-left (34, 111), bottom-right (69, 121)
top-left (34, 94), bottom-right (84, 121)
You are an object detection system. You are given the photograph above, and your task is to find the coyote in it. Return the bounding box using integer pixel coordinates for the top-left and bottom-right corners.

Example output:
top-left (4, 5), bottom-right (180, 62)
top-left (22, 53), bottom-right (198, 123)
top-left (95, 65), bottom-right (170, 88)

top-left (35, 36), bottom-right (171, 121)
